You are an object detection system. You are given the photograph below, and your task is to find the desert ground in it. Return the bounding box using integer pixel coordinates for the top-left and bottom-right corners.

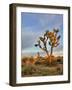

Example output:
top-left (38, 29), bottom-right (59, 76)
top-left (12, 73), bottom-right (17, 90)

top-left (21, 54), bottom-right (63, 77)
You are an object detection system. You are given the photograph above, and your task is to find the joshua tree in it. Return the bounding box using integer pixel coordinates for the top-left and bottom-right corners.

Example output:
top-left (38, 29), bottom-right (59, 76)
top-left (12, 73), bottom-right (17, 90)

top-left (35, 30), bottom-right (49, 57)
top-left (35, 28), bottom-right (61, 64)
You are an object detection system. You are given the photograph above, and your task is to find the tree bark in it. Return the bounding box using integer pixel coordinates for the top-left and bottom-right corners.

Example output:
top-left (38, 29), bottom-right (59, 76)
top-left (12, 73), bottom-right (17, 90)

top-left (46, 50), bottom-right (49, 57)
top-left (50, 46), bottom-right (53, 64)
top-left (51, 46), bottom-right (53, 55)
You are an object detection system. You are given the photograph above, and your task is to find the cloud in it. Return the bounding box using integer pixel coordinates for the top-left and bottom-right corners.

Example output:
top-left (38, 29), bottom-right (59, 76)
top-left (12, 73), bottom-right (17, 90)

top-left (21, 26), bottom-right (41, 50)
top-left (38, 14), bottom-right (63, 30)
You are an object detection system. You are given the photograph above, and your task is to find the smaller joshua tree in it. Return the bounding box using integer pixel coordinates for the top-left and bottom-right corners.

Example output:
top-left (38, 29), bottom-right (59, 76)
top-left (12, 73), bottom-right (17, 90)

top-left (35, 28), bottom-right (61, 64)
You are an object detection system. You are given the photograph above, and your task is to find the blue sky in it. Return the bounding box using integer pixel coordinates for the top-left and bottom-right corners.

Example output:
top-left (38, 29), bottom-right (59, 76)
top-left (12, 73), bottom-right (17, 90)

top-left (21, 12), bottom-right (63, 56)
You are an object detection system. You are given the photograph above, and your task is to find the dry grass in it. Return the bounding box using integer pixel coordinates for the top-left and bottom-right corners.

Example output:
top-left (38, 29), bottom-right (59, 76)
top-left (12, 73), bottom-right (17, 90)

top-left (21, 56), bottom-right (63, 77)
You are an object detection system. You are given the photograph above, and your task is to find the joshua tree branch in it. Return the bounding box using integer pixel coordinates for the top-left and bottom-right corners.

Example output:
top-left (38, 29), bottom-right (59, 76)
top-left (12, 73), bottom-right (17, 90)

top-left (54, 43), bottom-right (59, 47)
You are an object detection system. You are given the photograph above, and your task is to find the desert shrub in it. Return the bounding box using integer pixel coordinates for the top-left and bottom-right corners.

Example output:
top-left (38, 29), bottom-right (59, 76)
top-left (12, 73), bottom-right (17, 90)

top-left (57, 59), bottom-right (63, 64)
top-left (22, 65), bottom-right (33, 75)
top-left (22, 64), bottom-right (38, 76)
top-left (51, 61), bottom-right (57, 66)
top-left (35, 61), bottom-right (41, 65)
top-left (22, 57), bottom-right (28, 63)
top-left (21, 57), bottom-right (28, 66)
top-left (43, 61), bottom-right (50, 66)
top-left (41, 71), bottom-right (49, 76)
top-left (57, 67), bottom-right (60, 71)
top-left (29, 56), bottom-right (34, 63)
top-left (56, 67), bottom-right (63, 75)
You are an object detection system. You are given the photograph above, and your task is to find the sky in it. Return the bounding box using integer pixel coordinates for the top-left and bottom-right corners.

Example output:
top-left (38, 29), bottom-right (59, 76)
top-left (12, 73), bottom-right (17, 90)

top-left (21, 12), bottom-right (63, 57)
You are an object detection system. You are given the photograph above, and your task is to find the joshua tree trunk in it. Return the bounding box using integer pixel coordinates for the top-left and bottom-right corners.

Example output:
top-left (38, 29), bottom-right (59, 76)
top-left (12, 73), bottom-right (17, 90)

top-left (49, 46), bottom-right (53, 64)
top-left (46, 50), bottom-right (49, 57)
top-left (51, 46), bottom-right (53, 55)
